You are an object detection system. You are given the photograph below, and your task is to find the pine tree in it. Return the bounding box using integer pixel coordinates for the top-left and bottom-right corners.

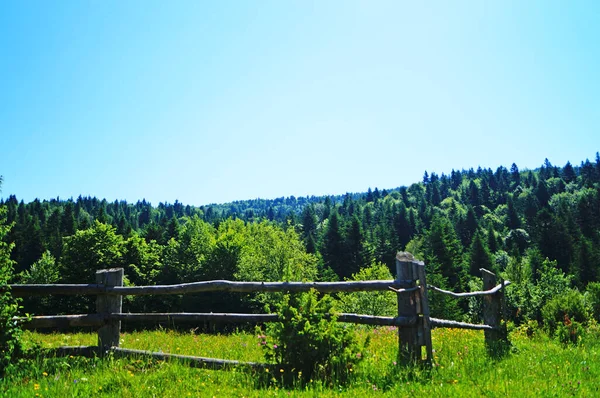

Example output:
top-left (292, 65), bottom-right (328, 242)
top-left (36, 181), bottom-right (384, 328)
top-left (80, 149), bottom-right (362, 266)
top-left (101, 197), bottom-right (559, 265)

top-left (425, 214), bottom-right (465, 290)
top-left (506, 194), bottom-right (521, 229)
top-left (301, 205), bottom-right (317, 245)
top-left (321, 210), bottom-right (346, 279)
top-left (60, 202), bottom-right (77, 236)
top-left (562, 161), bottom-right (577, 184)
top-left (487, 223), bottom-right (498, 254)
top-left (345, 215), bottom-right (368, 276)
top-left (510, 163), bottom-right (521, 189)
top-left (468, 231), bottom-right (493, 276)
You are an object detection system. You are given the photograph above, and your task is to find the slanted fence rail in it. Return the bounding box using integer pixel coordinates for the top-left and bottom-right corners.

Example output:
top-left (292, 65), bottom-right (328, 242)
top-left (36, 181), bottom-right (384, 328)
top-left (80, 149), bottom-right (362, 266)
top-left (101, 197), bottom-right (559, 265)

top-left (7, 252), bottom-right (509, 368)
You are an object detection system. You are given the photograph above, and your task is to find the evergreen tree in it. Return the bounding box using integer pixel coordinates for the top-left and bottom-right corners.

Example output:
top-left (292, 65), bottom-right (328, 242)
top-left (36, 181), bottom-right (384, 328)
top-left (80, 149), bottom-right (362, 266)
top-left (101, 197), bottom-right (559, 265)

top-left (425, 214), bottom-right (465, 290)
top-left (468, 231), bottom-right (493, 276)
top-left (60, 202), bottom-right (76, 236)
top-left (321, 210), bottom-right (346, 279)
top-left (345, 215), bottom-right (368, 276)
top-left (506, 194), bottom-right (521, 229)
top-left (562, 161), bottom-right (577, 184)
top-left (487, 222), bottom-right (498, 254)
top-left (301, 205), bottom-right (317, 244)
top-left (510, 163), bottom-right (521, 189)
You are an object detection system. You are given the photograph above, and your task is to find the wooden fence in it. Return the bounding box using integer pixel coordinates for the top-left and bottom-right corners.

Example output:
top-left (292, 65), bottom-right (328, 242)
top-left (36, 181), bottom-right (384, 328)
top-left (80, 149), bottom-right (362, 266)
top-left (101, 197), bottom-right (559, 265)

top-left (8, 252), bottom-right (509, 368)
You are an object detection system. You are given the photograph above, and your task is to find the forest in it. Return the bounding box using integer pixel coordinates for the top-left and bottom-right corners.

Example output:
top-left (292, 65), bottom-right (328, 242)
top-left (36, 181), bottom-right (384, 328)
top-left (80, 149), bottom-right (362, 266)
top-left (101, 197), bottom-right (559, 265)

top-left (2, 154), bottom-right (600, 328)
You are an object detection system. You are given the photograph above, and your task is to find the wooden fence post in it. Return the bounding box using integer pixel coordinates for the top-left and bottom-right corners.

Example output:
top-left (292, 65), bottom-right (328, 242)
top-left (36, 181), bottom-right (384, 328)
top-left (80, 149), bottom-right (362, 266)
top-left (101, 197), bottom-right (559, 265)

top-left (396, 252), bottom-right (418, 364)
top-left (415, 261), bottom-right (433, 365)
top-left (480, 268), bottom-right (508, 355)
top-left (96, 268), bottom-right (123, 355)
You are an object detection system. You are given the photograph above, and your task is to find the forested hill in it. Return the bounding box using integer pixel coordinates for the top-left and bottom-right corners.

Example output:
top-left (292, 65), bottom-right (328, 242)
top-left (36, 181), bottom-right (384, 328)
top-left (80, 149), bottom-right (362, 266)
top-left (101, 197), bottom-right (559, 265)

top-left (2, 154), bottom-right (600, 320)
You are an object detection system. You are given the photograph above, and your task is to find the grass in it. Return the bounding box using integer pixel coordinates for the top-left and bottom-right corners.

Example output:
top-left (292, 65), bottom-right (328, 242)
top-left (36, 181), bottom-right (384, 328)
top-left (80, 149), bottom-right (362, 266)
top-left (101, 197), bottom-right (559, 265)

top-left (2, 326), bottom-right (600, 397)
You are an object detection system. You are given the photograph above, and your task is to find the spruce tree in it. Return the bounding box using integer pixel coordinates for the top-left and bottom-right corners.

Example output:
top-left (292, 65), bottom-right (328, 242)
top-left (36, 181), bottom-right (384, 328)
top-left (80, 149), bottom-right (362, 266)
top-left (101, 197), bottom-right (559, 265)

top-left (468, 231), bottom-right (493, 276)
top-left (321, 209), bottom-right (346, 279)
top-left (562, 161), bottom-right (577, 184)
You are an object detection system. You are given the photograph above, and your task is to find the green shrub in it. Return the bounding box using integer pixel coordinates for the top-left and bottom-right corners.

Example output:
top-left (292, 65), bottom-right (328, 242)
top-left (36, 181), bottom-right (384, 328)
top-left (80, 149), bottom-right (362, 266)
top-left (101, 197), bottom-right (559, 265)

top-left (338, 262), bottom-right (396, 316)
top-left (555, 319), bottom-right (585, 345)
top-left (585, 282), bottom-right (600, 321)
top-left (0, 205), bottom-right (24, 375)
top-left (541, 289), bottom-right (589, 339)
top-left (260, 290), bottom-right (364, 385)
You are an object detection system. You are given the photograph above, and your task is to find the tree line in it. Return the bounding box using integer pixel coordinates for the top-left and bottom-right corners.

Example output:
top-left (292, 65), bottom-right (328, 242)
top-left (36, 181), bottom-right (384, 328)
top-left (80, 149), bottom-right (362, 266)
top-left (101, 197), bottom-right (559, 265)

top-left (2, 153), bottom-right (600, 325)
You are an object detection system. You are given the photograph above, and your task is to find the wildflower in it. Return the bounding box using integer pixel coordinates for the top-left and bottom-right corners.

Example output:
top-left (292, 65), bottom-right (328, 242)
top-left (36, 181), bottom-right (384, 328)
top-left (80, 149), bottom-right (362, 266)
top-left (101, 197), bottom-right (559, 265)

top-left (356, 353), bottom-right (362, 358)
top-left (273, 344), bottom-right (278, 349)
top-left (42, 372), bottom-right (48, 377)
top-left (34, 384), bottom-right (40, 390)
top-left (265, 368), bottom-right (269, 373)
top-left (280, 368), bottom-right (284, 373)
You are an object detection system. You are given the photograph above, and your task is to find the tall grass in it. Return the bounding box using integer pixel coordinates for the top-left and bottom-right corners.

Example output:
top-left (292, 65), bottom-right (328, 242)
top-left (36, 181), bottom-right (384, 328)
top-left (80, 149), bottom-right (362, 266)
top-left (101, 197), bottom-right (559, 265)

top-left (2, 327), bottom-right (599, 397)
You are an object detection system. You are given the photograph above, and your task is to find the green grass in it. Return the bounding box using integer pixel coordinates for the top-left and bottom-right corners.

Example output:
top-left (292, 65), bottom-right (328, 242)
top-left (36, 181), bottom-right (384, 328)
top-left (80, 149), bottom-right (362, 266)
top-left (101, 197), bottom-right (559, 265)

top-left (2, 327), bottom-right (600, 397)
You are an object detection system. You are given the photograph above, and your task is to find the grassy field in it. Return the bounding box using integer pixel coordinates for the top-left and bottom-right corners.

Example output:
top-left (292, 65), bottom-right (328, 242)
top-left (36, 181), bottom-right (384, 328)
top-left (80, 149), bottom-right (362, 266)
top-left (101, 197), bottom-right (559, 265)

top-left (2, 326), bottom-right (599, 397)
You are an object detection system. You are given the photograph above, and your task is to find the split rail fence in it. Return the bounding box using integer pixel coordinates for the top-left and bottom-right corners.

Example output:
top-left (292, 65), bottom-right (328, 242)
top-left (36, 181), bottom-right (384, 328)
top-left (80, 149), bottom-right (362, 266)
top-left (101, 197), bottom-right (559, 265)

top-left (8, 252), bottom-right (510, 368)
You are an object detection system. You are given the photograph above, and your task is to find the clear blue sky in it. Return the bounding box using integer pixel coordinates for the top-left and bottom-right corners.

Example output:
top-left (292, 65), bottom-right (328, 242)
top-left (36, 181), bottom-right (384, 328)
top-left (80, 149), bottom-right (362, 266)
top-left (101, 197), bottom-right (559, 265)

top-left (1, 0), bottom-right (598, 206)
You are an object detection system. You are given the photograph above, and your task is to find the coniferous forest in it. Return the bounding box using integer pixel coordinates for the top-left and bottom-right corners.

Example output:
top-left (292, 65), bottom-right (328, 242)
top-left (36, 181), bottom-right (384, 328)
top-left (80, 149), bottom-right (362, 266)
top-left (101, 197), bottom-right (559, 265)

top-left (2, 154), bottom-right (600, 326)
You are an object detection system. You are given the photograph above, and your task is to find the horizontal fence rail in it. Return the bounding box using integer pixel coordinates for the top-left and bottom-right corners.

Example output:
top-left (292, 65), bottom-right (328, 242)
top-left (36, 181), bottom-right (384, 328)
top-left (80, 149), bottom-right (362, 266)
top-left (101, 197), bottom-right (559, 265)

top-left (8, 279), bottom-right (413, 297)
top-left (430, 318), bottom-right (499, 331)
top-left (427, 281), bottom-right (510, 298)
top-left (8, 254), bottom-right (511, 368)
top-left (18, 313), bottom-right (418, 329)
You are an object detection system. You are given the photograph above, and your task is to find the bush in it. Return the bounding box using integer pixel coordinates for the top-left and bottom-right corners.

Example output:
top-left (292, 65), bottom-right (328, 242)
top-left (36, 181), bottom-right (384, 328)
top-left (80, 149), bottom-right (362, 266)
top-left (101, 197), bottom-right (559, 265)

top-left (541, 289), bottom-right (589, 340)
top-left (338, 262), bottom-right (396, 316)
top-left (0, 206), bottom-right (24, 375)
top-left (259, 290), bottom-right (364, 385)
top-left (585, 282), bottom-right (600, 321)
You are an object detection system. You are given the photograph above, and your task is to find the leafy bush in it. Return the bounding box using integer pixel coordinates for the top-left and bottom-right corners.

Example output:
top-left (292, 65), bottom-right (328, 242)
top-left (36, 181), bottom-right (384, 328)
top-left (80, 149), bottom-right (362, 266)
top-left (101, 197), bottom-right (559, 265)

top-left (0, 205), bottom-right (24, 375)
top-left (338, 262), bottom-right (396, 316)
top-left (541, 289), bottom-right (589, 340)
top-left (555, 317), bottom-right (585, 345)
top-left (260, 290), bottom-right (364, 385)
top-left (504, 257), bottom-right (572, 325)
top-left (585, 282), bottom-right (600, 321)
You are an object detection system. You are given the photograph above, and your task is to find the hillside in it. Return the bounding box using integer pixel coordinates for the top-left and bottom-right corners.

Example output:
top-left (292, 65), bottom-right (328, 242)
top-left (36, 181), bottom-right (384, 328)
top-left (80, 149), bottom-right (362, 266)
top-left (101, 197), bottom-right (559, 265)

top-left (2, 154), bottom-right (600, 323)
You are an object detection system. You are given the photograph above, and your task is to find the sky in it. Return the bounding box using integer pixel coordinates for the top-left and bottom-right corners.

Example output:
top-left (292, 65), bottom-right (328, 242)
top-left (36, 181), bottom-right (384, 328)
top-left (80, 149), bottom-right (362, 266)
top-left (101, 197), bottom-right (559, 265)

top-left (1, 0), bottom-right (598, 206)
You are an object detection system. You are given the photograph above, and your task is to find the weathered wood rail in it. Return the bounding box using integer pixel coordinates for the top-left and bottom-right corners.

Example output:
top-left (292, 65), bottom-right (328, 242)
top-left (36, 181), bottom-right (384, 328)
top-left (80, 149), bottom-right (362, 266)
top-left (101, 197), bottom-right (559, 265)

top-left (9, 252), bottom-right (509, 367)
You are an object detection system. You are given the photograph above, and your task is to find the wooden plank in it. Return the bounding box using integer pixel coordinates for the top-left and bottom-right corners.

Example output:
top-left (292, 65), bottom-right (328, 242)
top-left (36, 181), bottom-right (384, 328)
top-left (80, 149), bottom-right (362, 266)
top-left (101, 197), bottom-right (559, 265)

top-left (339, 313), bottom-right (416, 326)
top-left (427, 281), bottom-right (511, 298)
top-left (416, 261), bottom-right (433, 364)
top-left (110, 347), bottom-right (271, 370)
top-left (480, 268), bottom-right (509, 354)
top-left (388, 286), bottom-right (419, 294)
top-left (17, 314), bottom-right (105, 329)
top-left (9, 284), bottom-right (105, 296)
top-left (110, 313), bottom-right (277, 323)
top-left (396, 252), bottom-right (418, 364)
top-left (15, 312), bottom-right (418, 330)
top-left (8, 280), bottom-right (413, 297)
top-left (430, 318), bottom-right (498, 331)
top-left (96, 268), bottom-right (123, 353)
top-left (108, 312), bottom-right (417, 327)
top-left (481, 268), bottom-right (500, 345)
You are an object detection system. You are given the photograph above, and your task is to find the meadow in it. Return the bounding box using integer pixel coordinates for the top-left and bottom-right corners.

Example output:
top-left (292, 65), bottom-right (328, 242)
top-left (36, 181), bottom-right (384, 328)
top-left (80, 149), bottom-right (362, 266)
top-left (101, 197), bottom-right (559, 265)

top-left (1, 326), bottom-right (599, 397)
